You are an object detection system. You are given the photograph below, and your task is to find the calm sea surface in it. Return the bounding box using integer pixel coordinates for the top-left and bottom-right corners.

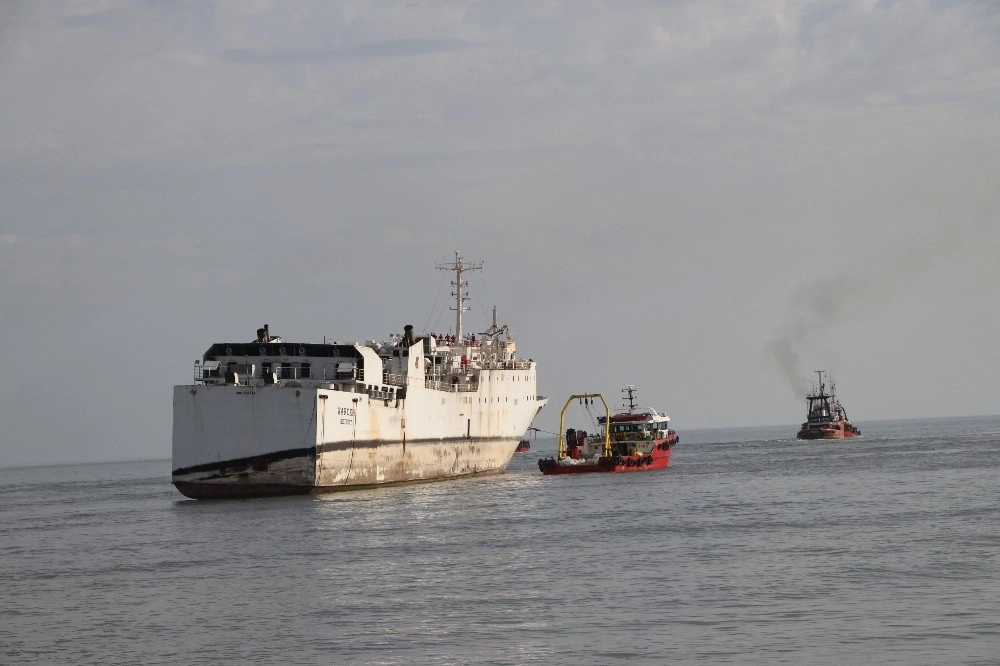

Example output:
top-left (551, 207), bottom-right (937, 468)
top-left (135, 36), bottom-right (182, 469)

top-left (2, 416), bottom-right (999, 665)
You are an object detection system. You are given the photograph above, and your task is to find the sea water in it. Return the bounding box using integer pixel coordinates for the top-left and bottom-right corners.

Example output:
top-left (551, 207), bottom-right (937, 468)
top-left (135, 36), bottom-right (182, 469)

top-left (1, 416), bottom-right (998, 665)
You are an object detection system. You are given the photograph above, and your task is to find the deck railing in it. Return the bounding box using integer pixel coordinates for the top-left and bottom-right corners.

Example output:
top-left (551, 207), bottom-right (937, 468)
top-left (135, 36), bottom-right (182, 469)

top-left (425, 378), bottom-right (478, 392)
top-left (382, 372), bottom-right (406, 387)
top-left (478, 360), bottom-right (532, 370)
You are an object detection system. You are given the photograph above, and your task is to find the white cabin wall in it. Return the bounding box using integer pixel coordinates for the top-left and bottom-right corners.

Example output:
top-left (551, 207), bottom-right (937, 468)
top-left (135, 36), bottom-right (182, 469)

top-left (313, 363), bottom-right (541, 443)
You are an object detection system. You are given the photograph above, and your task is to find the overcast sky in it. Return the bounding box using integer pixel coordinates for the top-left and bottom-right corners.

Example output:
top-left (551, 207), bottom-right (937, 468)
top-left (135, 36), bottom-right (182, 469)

top-left (2, 0), bottom-right (998, 467)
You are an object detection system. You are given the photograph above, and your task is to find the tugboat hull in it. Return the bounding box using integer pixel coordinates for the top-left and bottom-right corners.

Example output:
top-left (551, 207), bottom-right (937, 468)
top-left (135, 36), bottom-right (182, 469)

top-left (539, 445), bottom-right (672, 475)
top-left (796, 425), bottom-right (859, 440)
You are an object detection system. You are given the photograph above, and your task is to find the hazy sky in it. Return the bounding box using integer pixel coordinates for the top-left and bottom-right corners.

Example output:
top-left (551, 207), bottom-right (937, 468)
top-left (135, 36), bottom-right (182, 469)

top-left (2, 0), bottom-right (998, 467)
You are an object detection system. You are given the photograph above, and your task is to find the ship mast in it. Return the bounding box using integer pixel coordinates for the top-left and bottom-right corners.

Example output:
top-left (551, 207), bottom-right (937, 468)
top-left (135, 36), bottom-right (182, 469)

top-left (622, 385), bottom-right (638, 412)
top-left (436, 250), bottom-right (482, 340)
top-left (808, 370), bottom-right (833, 421)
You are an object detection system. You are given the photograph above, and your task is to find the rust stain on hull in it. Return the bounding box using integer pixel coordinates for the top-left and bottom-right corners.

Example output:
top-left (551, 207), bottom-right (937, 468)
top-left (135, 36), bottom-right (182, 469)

top-left (173, 438), bottom-right (516, 500)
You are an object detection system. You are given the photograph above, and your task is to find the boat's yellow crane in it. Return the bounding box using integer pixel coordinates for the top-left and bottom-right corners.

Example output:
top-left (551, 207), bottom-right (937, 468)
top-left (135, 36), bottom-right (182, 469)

top-left (557, 393), bottom-right (612, 460)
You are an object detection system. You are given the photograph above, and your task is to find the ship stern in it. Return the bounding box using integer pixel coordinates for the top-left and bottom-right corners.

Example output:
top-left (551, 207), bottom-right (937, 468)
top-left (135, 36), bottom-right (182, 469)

top-left (171, 384), bottom-right (319, 499)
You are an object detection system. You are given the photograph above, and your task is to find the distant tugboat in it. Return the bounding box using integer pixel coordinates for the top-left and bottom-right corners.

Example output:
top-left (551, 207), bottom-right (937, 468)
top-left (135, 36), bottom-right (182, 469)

top-left (514, 439), bottom-right (530, 453)
top-left (796, 370), bottom-right (860, 440)
top-left (538, 386), bottom-right (678, 475)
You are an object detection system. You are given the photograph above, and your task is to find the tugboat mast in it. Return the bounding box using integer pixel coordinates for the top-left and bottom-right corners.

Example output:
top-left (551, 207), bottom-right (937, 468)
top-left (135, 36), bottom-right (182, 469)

top-left (622, 385), bottom-right (638, 412)
top-left (436, 250), bottom-right (482, 340)
top-left (807, 370), bottom-right (833, 421)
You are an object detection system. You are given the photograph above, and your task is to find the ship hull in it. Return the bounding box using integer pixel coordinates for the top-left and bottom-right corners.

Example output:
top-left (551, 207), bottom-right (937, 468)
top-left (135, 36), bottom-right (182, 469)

top-left (175, 479), bottom-right (314, 500)
top-left (538, 443), bottom-right (672, 475)
top-left (796, 422), bottom-right (860, 440)
top-left (173, 380), bottom-right (542, 499)
top-left (173, 440), bottom-right (513, 499)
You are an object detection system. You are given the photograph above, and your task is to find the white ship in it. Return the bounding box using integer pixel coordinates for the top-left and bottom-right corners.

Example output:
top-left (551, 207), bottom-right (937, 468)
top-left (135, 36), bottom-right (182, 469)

top-left (172, 252), bottom-right (548, 499)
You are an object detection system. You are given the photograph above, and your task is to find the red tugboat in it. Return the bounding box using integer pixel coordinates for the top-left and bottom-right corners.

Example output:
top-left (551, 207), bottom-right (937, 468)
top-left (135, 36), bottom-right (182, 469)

top-left (538, 386), bottom-right (678, 475)
top-left (514, 439), bottom-right (530, 453)
top-left (796, 370), bottom-right (861, 440)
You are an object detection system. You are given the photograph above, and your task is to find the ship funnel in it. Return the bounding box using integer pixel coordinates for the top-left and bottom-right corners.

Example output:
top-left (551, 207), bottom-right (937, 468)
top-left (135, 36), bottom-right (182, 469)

top-left (404, 324), bottom-right (416, 347)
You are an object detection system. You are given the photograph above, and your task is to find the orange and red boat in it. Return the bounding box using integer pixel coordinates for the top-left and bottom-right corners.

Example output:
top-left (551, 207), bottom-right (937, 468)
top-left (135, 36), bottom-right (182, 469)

top-left (796, 370), bottom-right (860, 440)
top-left (538, 386), bottom-right (678, 475)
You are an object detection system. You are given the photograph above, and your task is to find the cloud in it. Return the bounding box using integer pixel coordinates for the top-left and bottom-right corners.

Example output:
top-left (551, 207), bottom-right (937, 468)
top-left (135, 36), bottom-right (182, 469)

top-left (219, 38), bottom-right (481, 65)
top-left (171, 51), bottom-right (209, 67)
top-left (0, 0), bottom-right (999, 464)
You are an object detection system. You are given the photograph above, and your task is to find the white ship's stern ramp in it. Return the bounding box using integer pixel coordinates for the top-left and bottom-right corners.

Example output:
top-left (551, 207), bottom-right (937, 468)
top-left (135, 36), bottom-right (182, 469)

top-left (172, 385), bottom-right (319, 499)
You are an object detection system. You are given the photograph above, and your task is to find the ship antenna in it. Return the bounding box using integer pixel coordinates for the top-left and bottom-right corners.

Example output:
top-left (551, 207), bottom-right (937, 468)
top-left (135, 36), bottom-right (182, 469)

top-left (622, 385), bottom-right (637, 412)
top-left (436, 250), bottom-right (483, 341)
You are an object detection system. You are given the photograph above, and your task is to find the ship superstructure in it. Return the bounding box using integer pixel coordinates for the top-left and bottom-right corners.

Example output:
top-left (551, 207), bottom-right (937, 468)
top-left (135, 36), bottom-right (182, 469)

top-left (172, 252), bottom-right (547, 499)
